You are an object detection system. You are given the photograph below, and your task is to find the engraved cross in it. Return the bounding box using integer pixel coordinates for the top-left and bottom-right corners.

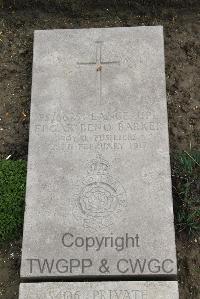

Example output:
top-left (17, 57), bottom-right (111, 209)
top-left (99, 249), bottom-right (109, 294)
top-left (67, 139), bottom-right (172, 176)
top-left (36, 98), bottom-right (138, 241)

top-left (77, 41), bottom-right (120, 104)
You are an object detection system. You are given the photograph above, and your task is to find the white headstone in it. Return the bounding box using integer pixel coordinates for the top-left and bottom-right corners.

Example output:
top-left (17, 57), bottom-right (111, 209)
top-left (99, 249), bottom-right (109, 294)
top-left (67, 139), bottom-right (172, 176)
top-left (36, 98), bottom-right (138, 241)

top-left (21, 27), bottom-right (177, 279)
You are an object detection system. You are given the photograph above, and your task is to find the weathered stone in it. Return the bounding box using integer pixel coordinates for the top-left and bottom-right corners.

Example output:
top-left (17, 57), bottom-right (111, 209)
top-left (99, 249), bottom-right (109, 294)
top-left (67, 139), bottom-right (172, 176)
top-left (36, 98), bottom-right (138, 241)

top-left (19, 281), bottom-right (179, 298)
top-left (21, 27), bottom-right (177, 278)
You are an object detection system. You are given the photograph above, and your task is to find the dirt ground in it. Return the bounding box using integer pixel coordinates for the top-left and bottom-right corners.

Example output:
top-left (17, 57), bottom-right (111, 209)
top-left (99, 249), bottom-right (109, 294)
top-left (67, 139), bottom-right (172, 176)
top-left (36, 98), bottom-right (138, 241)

top-left (0, 3), bottom-right (199, 299)
top-left (0, 241), bottom-right (21, 299)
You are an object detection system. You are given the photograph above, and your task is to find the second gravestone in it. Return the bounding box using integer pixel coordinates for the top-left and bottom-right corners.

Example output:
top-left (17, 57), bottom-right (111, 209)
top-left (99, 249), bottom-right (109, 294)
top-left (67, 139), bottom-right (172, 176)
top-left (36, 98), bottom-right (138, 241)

top-left (19, 282), bottom-right (179, 298)
top-left (21, 27), bottom-right (177, 279)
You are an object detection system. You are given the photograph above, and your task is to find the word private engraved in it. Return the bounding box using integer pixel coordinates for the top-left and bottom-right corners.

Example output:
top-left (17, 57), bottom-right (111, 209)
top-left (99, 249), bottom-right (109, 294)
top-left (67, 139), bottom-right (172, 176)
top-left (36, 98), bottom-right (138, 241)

top-left (77, 41), bottom-right (120, 104)
top-left (73, 154), bottom-right (127, 231)
top-left (50, 289), bottom-right (147, 299)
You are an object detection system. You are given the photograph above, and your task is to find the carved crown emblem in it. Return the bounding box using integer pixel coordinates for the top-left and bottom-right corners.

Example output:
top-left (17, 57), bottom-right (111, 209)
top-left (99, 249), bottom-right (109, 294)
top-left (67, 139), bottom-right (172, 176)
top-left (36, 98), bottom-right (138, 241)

top-left (86, 154), bottom-right (110, 175)
top-left (73, 154), bottom-right (127, 231)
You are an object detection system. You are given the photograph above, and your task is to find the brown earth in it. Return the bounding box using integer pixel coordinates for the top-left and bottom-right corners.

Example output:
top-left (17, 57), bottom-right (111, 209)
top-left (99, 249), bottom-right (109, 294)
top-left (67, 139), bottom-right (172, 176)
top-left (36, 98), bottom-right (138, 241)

top-left (0, 3), bottom-right (199, 299)
top-left (0, 241), bottom-right (21, 299)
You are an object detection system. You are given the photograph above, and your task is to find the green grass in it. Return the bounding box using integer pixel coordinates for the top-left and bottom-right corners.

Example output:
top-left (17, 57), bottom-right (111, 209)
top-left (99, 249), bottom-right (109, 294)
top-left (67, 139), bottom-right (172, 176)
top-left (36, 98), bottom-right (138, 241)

top-left (172, 151), bottom-right (200, 236)
top-left (0, 160), bottom-right (26, 243)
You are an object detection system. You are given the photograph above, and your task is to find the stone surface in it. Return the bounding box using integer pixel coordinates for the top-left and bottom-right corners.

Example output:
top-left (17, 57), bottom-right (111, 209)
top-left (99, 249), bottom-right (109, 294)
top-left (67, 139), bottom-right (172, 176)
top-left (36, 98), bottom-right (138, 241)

top-left (21, 27), bottom-right (177, 278)
top-left (19, 281), bottom-right (179, 298)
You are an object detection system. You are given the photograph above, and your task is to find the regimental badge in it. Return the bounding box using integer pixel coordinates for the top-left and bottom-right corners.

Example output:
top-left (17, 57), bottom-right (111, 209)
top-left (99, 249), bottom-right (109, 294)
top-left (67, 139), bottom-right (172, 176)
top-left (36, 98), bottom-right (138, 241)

top-left (73, 154), bottom-right (127, 231)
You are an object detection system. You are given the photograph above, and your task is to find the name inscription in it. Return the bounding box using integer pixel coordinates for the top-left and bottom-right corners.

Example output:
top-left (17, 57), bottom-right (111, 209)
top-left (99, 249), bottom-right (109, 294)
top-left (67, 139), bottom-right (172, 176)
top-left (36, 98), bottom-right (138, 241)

top-left (34, 110), bottom-right (161, 153)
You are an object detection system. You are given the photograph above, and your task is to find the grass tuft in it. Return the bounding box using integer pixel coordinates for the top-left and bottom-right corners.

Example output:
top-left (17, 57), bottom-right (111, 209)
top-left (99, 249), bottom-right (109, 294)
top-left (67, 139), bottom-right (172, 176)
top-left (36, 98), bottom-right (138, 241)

top-left (172, 151), bottom-right (200, 236)
top-left (0, 160), bottom-right (26, 243)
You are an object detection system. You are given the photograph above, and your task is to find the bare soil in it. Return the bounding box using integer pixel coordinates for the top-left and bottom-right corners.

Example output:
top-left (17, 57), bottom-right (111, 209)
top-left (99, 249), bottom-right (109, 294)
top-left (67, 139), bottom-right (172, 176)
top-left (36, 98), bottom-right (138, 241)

top-left (0, 4), bottom-right (199, 299)
top-left (0, 241), bottom-right (21, 299)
